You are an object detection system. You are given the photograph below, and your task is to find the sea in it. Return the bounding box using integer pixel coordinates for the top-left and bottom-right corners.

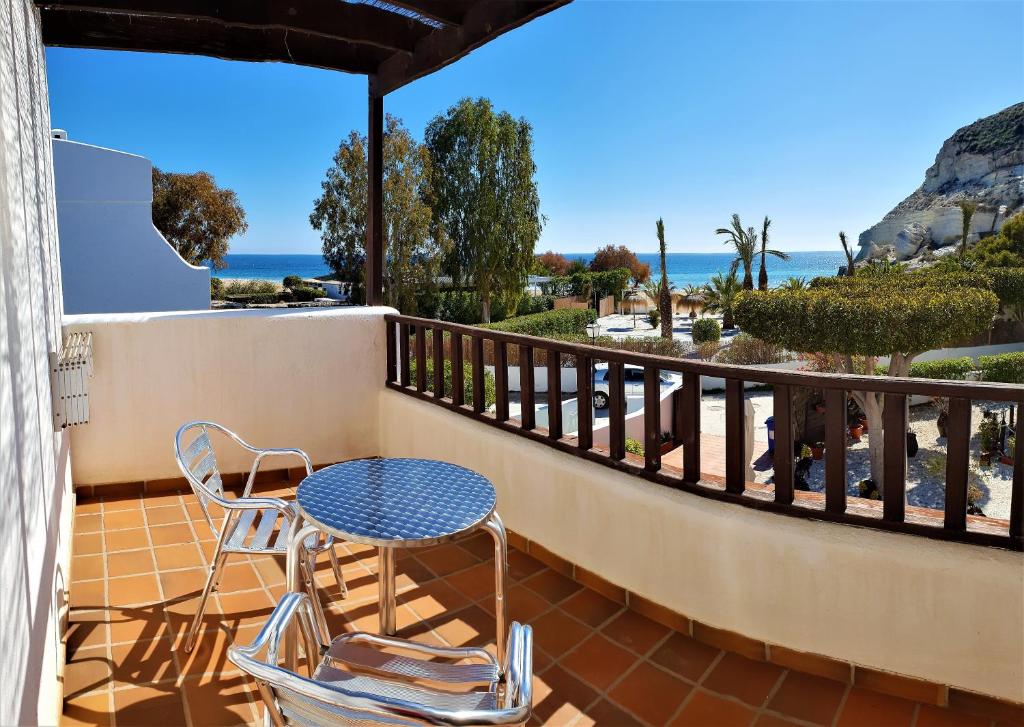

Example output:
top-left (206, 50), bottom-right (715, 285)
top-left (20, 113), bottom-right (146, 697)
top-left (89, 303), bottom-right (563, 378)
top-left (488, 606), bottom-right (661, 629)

top-left (213, 251), bottom-right (845, 289)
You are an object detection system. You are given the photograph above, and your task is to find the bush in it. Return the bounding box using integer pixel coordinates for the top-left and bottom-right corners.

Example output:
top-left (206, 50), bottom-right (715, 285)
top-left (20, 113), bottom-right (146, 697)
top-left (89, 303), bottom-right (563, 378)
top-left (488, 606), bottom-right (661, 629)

top-left (224, 292), bottom-right (280, 305)
top-left (283, 275), bottom-right (303, 289)
top-left (880, 356), bottom-right (975, 380)
top-left (210, 277), bottom-right (224, 300)
top-left (978, 351), bottom-right (1024, 383)
top-left (625, 438), bottom-right (644, 456)
top-left (988, 268), bottom-right (1024, 306)
top-left (224, 279), bottom-right (277, 296)
top-left (543, 268), bottom-right (631, 301)
top-left (517, 295), bottom-right (554, 316)
top-left (482, 308), bottom-right (596, 337)
top-left (647, 310), bottom-right (660, 329)
top-left (697, 341), bottom-right (720, 360)
top-left (434, 291), bottom-right (482, 324)
top-left (590, 336), bottom-right (690, 358)
top-left (289, 285), bottom-right (322, 302)
top-left (408, 357), bottom-right (496, 409)
top-left (715, 333), bottom-right (788, 365)
top-left (692, 317), bottom-right (721, 344)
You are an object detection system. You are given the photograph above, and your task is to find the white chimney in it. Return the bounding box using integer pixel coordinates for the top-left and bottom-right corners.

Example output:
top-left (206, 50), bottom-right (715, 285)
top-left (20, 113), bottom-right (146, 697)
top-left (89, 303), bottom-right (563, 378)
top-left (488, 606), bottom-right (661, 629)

top-left (51, 129), bottom-right (67, 140)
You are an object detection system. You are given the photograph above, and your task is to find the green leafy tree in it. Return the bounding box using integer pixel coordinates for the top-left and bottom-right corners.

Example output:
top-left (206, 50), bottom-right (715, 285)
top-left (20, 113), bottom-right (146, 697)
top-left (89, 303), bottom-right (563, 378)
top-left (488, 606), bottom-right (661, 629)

top-left (656, 219), bottom-right (673, 338)
top-left (839, 231), bottom-right (856, 277)
top-left (310, 115), bottom-right (445, 312)
top-left (703, 269), bottom-right (742, 328)
top-left (756, 216), bottom-right (790, 290)
top-left (958, 200), bottom-right (978, 258)
top-left (716, 213), bottom-right (758, 290)
top-left (425, 98), bottom-right (543, 322)
top-left (151, 167), bottom-right (247, 269)
top-left (968, 210), bottom-right (1024, 268)
top-left (779, 276), bottom-right (808, 291)
top-left (735, 272), bottom-right (998, 492)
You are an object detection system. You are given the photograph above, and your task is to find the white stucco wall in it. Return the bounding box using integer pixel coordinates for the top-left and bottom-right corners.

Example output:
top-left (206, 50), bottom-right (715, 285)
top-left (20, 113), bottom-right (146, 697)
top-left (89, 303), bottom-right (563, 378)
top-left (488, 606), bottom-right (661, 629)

top-left (53, 137), bottom-right (210, 314)
top-left (0, 4), bottom-right (75, 724)
top-left (380, 392), bottom-right (1024, 703)
top-left (65, 307), bottom-right (391, 485)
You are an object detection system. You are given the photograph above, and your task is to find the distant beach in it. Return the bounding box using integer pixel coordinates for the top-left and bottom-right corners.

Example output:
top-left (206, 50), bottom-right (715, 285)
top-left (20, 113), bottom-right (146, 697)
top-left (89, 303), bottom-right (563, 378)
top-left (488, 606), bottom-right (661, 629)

top-left (212, 251), bottom-right (844, 288)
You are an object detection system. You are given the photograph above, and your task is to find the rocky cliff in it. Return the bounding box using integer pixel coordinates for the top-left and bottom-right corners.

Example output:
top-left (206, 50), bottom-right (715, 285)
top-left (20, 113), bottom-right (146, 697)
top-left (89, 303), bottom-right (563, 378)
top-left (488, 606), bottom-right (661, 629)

top-left (857, 102), bottom-right (1024, 262)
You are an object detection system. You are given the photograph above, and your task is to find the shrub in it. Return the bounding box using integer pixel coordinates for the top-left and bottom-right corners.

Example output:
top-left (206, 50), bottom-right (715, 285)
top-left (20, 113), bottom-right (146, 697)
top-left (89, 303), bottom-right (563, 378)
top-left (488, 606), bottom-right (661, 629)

top-left (482, 308), bottom-right (596, 337)
top-left (210, 277), bottom-right (224, 300)
top-left (543, 268), bottom-right (632, 301)
top-left (978, 351), bottom-right (1024, 383)
top-left (625, 438), bottom-right (644, 456)
top-left (289, 286), bottom-right (322, 302)
top-left (692, 317), bottom-right (721, 344)
top-left (283, 275), bottom-right (303, 289)
top-left (590, 336), bottom-right (690, 358)
top-left (224, 279), bottom-right (277, 296)
top-left (887, 356), bottom-right (976, 380)
top-left (435, 291), bottom-right (482, 324)
top-left (224, 292), bottom-right (280, 305)
top-left (989, 268), bottom-right (1024, 306)
top-left (408, 357), bottom-right (495, 409)
top-left (715, 333), bottom-right (788, 365)
top-left (516, 295), bottom-right (554, 316)
top-left (697, 341), bottom-right (720, 360)
top-left (647, 310), bottom-right (660, 329)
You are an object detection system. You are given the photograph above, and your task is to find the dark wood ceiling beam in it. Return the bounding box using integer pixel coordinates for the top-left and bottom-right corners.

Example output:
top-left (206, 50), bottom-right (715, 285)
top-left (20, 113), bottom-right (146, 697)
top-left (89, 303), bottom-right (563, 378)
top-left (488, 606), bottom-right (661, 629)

top-left (34, 0), bottom-right (432, 53)
top-left (375, 0), bottom-right (473, 26)
top-left (371, 0), bottom-right (569, 96)
top-left (38, 9), bottom-right (392, 73)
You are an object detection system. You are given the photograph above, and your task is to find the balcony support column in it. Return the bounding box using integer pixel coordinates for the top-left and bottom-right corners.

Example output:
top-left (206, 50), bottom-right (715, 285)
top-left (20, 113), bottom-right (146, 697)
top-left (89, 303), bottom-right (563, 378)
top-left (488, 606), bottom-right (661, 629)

top-left (365, 85), bottom-right (384, 306)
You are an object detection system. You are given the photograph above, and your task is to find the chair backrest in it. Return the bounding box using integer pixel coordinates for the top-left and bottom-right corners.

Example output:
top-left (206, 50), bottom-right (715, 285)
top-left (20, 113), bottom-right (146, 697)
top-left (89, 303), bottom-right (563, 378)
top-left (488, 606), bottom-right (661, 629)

top-left (174, 421), bottom-right (233, 537)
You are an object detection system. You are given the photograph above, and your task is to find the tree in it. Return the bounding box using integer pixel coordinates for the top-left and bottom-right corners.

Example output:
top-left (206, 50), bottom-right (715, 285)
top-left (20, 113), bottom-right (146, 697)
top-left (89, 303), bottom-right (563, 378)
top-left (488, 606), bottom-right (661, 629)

top-left (425, 98), bottom-right (543, 322)
top-left (734, 272), bottom-right (998, 492)
top-left (310, 115), bottom-right (445, 312)
top-left (703, 269), bottom-right (742, 329)
top-left (151, 167), bottom-right (247, 269)
top-left (839, 231), bottom-right (856, 277)
top-left (656, 219), bottom-right (673, 338)
top-left (757, 217), bottom-right (790, 290)
top-left (968, 210), bottom-right (1023, 268)
top-left (590, 244), bottom-right (651, 284)
top-left (958, 200), bottom-right (978, 258)
top-left (534, 250), bottom-right (571, 275)
top-left (716, 213), bottom-right (758, 290)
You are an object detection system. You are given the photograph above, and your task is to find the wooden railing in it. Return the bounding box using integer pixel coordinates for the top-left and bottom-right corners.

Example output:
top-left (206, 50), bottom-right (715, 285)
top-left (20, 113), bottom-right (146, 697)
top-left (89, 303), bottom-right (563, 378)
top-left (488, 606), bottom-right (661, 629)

top-left (384, 314), bottom-right (1024, 550)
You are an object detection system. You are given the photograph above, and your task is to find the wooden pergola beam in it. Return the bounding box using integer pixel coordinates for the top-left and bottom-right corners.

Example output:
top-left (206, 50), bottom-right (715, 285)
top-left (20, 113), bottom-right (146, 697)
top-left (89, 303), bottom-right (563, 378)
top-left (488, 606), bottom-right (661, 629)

top-left (35, 0), bottom-right (433, 53)
top-left (37, 9), bottom-right (393, 73)
top-left (371, 0), bottom-right (569, 96)
top-left (375, 0), bottom-right (474, 27)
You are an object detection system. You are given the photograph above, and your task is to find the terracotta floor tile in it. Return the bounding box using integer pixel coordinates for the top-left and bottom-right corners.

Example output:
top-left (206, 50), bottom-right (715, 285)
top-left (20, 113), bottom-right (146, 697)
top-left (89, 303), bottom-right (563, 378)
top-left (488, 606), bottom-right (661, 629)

top-left (522, 568), bottom-right (583, 605)
top-left (105, 527), bottom-right (150, 552)
top-left (446, 561), bottom-right (497, 602)
top-left (398, 578), bottom-right (470, 620)
top-left (61, 691), bottom-right (112, 726)
top-left (251, 555), bottom-right (287, 586)
top-left (561, 633), bottom-right (639, 691)
top-left (102, 495), bottom-right (142, 512)
top-left (103, 508), bottom-right (146, 531)
top-left (75, 513), bottom-right (103, 534)
top-left (176, 624), bottom-right (260, 679)
top-left (113, 685), bottom-right (187, 727)
top-left (507, 549), bottom-right (546, 581)
top-left (670, 690), bottom-right (756, 727)
top-left (72, 554), bottom-right (105, 582)
top-left (458, 531), bottom-right (497, 560)
top-left (73, 532), bottom-right (103, 556)
top-left (66, 614), bottom-right (110, 652)
top-left (702, 653), bottom-right (785, 708)
top-left (107, 550), bottom-right (155, 578)
top-left (835, 687), bottom-right (917, 727)
top-left (532, 664), bottom-right (600, 724)
top-left (63, 646), bottom-right (112, 698)
top-left (916, 704), bottom-right (991, 727)
top-left (154, 543), bottom-right (205, 570)
top-left (609, 660), bottom-right (692, 725)
top-left (158, 567), bottom-right (208, 600)
top-left (143, 492), bottom-right (185, 508)
top-left (110, 637), bottom-right (176, 685)
top-left (479, 583), bottom-right (552, 624)
top-left (182, 673), bottom-right (258, 726)
top-left (651, 631), bottom-right (722, 683)
top-left (767, 671), bottom-right (847, 725)
top-left (77, 498), bottom-right (103, 515)
top-left (217, 562), bottom-right (264, 592)
top-left (585, 698), bottom-right (646, 726)
top-left (753, 714), bottom-right (804, 727)
top-left (149, 523), bottom-right (198, 547)
top-left (107, 573), bottom-right (161, 607)
top-left (145, 504), bottom-right (189, 526)
top-left (109, 609), bottom-right (172, 645)
top-left (561, 588), bottom-right (623, 628)
top-left (602, 609), bottom-right (670, 656)
top-left (532, 608), bottom-right (593, 659)
top-left (431, 604), bottom-right (498, 649)
top-left (70, 580), bottom-right (106, 610)
top-left (218, 589), bottom-right (275, 622)
top-left (415, 543), bottom-right (481, 577)
top-left (395, 554), bottom-right (439, 584)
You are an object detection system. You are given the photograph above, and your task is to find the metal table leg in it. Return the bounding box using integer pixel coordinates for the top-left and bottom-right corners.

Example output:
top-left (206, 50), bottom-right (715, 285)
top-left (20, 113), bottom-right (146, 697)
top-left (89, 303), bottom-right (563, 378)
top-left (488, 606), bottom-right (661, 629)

top-left (481, 511), bottom-right (509, 663)
top-left (379, 546), bottom-right (397, 635)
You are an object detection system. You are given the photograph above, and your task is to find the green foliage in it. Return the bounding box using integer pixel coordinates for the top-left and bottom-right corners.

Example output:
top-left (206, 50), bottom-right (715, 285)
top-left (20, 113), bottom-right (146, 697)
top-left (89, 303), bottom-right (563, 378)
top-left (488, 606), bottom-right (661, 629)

top-left (969, 211), bottom-right (1024, 268)
top-left (210, 277), bottom-right (224, 300)
top-left (289, 286), bottom-right (322, 302)
top-left (692, 317), bottom-right (721, 344)
top-left (624, 438), bottom-right (645, 456)
top-left (283, 275), bottom-right (303, 289)
top-left (544, 269), bottom-right (631, 301)
top-left (947, 102), bottom-right (1023, 155)
top-left (978, 351), bottom-right (1024, 383)
top-left (737, 273), bottom-right (999, 357)
top-left (224, 292), bottom-right (280, 305)
top-left (425, 98), bottom-right (542, 322)
top-left (703, 269), bottom-right (742, 328)
top-left (482, 308), bottom-right (596, 337)
top-left (409, 358), bottom-right (496, 409)
top-left (516, 295), bottom-right (554, 316)
top-left (656, 218), bottom-right (673, 338)
top-left (716, 213), bottom-right (758, 290)
top-left (432, 291), bottom-right (482, 324)
top-left (152, 167), bottom-right (247, 269)
top-left (901, 357), bottom-right (975, 380)
top-left (589, 336), bottom-right (690, 358)
top-left (647, 309), bottom-right (661, 329)
top-left (590, 244), bottom-right (650, 284)
top-left (224, 279), bottom-right (277, 296)
top-left (716, 333), bottom-right (789, 365)
top-left (988, 268), bottom-right (1024, 306)
top-left (977, 416), bottom-right (1000, 452)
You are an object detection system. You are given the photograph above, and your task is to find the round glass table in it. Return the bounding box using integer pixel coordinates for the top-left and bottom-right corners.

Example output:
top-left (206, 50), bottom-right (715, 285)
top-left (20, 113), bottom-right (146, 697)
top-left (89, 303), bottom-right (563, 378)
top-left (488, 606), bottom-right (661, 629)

top-left (295, 458), bottom-right (509, 652)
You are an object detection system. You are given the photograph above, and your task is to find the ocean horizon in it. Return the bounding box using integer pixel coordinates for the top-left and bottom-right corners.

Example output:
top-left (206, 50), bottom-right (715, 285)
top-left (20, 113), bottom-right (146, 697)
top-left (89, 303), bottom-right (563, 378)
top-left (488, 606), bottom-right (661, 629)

top-left (213, 251), bottom-right (845, 289)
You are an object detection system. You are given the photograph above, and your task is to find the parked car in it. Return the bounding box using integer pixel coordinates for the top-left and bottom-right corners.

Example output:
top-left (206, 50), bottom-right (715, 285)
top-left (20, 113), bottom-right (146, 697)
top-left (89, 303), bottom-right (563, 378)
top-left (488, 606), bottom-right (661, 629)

top-left (591, 364), bottom-right (675, 409)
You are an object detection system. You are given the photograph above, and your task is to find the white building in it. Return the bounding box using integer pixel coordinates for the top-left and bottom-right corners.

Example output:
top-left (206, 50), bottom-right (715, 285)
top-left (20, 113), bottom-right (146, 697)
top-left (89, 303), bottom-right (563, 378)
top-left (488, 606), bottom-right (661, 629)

top-left (52, 131), bottom-right (210, 314)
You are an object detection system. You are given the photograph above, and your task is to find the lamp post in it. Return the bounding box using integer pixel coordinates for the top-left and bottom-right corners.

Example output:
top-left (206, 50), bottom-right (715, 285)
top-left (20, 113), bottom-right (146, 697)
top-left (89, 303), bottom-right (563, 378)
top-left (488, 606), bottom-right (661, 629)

top-left (586, 322), bottom-right (598, 343)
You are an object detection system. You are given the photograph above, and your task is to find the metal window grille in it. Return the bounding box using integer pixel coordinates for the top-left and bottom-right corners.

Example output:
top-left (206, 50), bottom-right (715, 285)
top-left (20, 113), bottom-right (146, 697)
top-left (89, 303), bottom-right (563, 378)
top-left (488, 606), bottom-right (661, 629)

top-left (50, 331), bottom-right (93, 429)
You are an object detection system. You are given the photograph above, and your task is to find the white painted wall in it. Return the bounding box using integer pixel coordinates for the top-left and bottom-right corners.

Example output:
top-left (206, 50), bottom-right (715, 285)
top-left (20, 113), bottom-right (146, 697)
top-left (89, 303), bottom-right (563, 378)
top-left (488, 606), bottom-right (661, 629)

top-left (0, 4), bottom-right (75, 724)
top-left (53, 137), bottom-right (210, 314)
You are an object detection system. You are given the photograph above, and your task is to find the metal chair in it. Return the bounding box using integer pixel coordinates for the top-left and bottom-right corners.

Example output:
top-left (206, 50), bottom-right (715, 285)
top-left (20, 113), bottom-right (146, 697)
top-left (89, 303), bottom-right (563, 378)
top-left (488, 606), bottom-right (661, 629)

top-left (174, 421), bottom-right (347, 653)
top-left (228, 591), bottom-right (533, 726)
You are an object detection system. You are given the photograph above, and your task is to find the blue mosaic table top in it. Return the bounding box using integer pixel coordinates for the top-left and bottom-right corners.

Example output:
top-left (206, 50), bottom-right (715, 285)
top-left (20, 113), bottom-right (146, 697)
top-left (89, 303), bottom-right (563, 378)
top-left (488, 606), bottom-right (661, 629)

top-left (296, 458), bottom-right (496, 547)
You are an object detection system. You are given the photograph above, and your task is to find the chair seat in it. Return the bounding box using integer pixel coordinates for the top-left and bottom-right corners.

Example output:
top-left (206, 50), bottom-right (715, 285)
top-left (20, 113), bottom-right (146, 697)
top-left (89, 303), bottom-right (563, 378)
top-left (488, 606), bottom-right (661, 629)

top-left (223, 508), bottom-right (327, 554)
top-left (313, 665), bottom-right (499, 712)
top-left (324, 640), bottom-right (500, 685)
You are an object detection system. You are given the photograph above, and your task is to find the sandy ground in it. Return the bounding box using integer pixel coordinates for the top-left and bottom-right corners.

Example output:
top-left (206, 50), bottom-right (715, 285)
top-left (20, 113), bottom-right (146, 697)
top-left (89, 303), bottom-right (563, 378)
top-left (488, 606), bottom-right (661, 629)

top-left (594, 312), bottom-right (740, 346)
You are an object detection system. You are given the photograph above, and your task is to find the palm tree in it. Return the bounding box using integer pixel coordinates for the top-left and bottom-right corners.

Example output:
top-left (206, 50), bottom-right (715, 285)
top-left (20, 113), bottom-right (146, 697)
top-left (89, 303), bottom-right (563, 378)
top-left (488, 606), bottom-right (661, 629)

top-left (779, 276), bottom-right (808, 291)
top-left (716, 214), bottom-right (758, 290)
top-left (839, 231), bottom-right (856, 277)
top-left (656, 218), bottom-right (673, 339)
top-left (681, 283), bottom-right (704, 316)
top-left (958, 200), bottom-right (978, 258)
top-left (756, 216), bottom-right (789, 290)
top-left (703, 269), bottom-right (741, 329)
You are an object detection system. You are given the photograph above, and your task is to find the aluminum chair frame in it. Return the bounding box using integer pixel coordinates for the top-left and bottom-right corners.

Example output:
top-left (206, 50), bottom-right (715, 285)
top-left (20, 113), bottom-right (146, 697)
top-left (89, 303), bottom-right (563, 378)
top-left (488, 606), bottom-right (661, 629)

top-left (228, 591), bottom-right (533, 726)
top-left (174, 421), bottom-right (347, 653)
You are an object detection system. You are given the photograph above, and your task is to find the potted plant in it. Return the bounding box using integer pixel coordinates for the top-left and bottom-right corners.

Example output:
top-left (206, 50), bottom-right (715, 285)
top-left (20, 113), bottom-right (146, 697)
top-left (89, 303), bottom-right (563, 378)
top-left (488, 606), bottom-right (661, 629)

top-left (848, 422), bottom-right (864, 441)
top-left (659, 431), bottom-right (675, 455)
top-left (811, 441), bottom-right (825, 460)
top-left (794, 444), bottom-right (813, 490)
top-left (1000, 436), bottom-right (1016, 466)
top-left (858, 479), bottom-right (880, 500)
top-left (978, 415), bottom-right (999, 454)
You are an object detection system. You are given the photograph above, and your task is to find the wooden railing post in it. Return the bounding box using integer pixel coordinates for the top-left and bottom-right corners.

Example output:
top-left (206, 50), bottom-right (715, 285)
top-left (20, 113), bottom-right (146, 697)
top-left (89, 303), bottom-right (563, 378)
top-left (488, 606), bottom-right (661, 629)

top-left (450, 333), bottom-right (464, 407)
top-left (494, 341), bottom-right (509, 422)
top-left (824, 388), bottom-right (846, 513)
top-left (398, 322), bottom-right (410, 387)
top-left (681, 372), bottom-right (700, 483)
top-left (519, 345), bottom-right (535, 430)
top-left (644, 366), bottom-right (661, 472)
top-left (546, 351), bottom-right (562, 440)
top-left (415, 325), bottom-right (426, 392)
top-left (943, 396), bottom-right (971, 531)
top-left (471, 334), bottom-right (485, 414)
top-left (773, 384), bottom-right (794, 505)
top-left (1010, 401), bottom-right (1022, 539)
top-left (883, 393), bottom-right (907, 522)
top-left (432, 327), bottom-right (444, 397)
top-left (576, 355), bottom-right (593, 451)
top-left (725, 379), bottom-right (745, 494)
top-left (609, 362), bottom-right (625, 460)
top-left (385, 319), bottom-right (396, 384)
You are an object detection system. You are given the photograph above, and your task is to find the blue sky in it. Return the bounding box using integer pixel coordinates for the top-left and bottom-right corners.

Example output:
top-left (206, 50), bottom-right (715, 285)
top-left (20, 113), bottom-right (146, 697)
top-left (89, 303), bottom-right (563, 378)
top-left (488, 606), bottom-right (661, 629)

top-left (46, 1), bottom-right (1022, 255)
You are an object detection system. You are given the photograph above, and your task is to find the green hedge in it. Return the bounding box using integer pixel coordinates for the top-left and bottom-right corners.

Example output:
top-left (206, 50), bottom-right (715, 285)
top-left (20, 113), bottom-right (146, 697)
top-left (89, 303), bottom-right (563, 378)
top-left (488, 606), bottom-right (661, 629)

top-left (692, 317), bottom-right (721, 344)
top-left (289, 286), bottom-right (322, 302)
top-left (988, 268), bottom-right (1024, 306)
top-left (224, 292), bottom-right (280, 305)
top-left (978, 351), bottom-right (1024, 383)
top-left (482, 308), bottom-right (596, 337)
top-left (516, 295), bottom-right (555, 316)
top-left (408, 358), bottom-right (496, 409)
top-left (876, 356), bottom-right (975, 380)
